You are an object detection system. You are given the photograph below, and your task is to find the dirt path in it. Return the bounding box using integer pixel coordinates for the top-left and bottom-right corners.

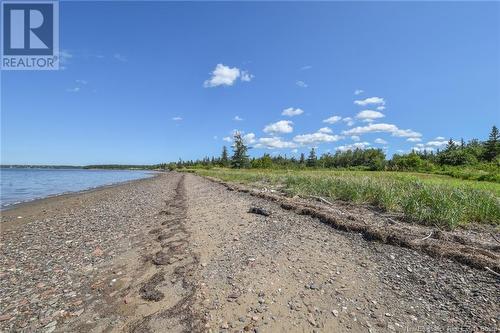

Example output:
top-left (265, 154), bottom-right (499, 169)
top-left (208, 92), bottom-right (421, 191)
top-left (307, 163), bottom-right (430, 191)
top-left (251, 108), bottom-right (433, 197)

top-left (1, 172), bottom-right (498, 332)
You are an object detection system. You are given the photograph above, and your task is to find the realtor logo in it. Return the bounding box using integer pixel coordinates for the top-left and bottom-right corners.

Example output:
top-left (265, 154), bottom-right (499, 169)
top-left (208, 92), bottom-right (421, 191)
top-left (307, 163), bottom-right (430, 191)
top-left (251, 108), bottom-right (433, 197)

top-left (1, 0), bottom-right (59, 70)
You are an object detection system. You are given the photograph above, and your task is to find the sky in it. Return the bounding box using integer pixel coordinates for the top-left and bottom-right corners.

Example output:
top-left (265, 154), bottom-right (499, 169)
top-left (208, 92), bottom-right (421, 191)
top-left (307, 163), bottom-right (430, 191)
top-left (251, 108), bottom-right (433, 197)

top-left (1, 1), bottom-right (499, 165)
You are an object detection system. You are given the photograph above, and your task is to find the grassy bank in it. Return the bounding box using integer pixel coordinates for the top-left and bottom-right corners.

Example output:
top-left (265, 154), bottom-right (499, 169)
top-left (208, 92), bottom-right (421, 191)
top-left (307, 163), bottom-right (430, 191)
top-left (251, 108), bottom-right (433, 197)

top-left (189, 168), bottom-right (500, 228)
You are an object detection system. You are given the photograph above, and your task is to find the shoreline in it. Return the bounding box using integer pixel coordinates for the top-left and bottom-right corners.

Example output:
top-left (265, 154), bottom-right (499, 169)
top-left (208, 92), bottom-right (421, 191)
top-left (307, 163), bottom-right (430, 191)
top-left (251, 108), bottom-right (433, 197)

top-left (0, 172), bottom-right (163, 231)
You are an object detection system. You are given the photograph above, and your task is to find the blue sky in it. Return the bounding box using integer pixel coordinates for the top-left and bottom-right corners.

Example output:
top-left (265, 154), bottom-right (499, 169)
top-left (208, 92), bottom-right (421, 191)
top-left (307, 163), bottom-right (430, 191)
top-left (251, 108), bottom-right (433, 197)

top-left (1, 1), bottom-right (499, 165)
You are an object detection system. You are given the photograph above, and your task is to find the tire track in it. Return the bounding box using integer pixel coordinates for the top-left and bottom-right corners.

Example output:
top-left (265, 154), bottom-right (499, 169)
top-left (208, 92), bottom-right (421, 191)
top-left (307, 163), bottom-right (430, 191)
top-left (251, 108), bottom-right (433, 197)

top-left (128, 174), bottom-right (204, 333)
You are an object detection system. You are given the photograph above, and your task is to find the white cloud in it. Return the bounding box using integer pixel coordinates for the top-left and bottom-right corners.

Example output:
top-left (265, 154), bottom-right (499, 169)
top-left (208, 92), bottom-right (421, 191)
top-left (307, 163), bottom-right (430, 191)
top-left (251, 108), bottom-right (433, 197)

top-left (234, 115), bottom-right (243, 121)
top-left (223, 136), bottom-right (232, 142)
top-left (242, 132), bottom-right (256, 144)
top-left (291, 149), bottom-right (298, 153)
top-left (342, 117), bottom-right (355, 126)
top-left (172, 116), bottom-right (183, 121)
top-left (376, 106), bottom-right (386, 111)
top-left (293, 131), bottom-right (342, 146)
top-left (435, 136), bottom-right (445, 140)
top-left (66, 87), bottom-right (80, 93)
top-left (354, 89), bottom-right (364, 95)
top-left (113, 53), bottom-right (127, 62)
top-left (343, 123), bottom-right (422, 138)
top-left (75, 79), bottom-right (88, 85)
top-left (318, 127), bottom-right (332, 134)
top-left (336, 142), bottom-right (370, 151)
top-left (355, 110), bottom-right (385, 121)
top-left (374, 138), bottom-right (387, 144)
top-left (263, 120), bottom-right (294, 134)
top-left (296, 80), bottom-right (308, 88)
top-left (407, 138), bottom-right (422, 142)
top-left (203, 64), bottom-right (252, 88)
top-left (281, 107), bottom-right (304, 117)
top-left (426, 140), bottom-right (448, 147)
top-left (323, 116), bottom-right (342, 124)
top-left (351, 135), bottom-right (360, 141)
top-left (300, 65), bottom-right (312, 70)
top-left (354, 96), bottom-right (386, 106)
top-left (241, 70), bottom-right (254, 82)
top-left (256, 137), bottom-right (297, 149)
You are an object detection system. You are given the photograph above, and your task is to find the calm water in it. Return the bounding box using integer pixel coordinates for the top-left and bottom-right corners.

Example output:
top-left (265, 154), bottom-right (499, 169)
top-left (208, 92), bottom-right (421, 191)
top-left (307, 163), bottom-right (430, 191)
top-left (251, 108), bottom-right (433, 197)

top-left (0, 168), bottom-right (155, 209)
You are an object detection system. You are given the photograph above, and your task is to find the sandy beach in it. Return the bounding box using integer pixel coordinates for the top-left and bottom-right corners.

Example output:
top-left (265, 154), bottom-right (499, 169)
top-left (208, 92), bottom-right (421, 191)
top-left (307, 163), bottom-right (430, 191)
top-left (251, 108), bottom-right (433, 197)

top-left (0, 172), bottom-right (498, 332)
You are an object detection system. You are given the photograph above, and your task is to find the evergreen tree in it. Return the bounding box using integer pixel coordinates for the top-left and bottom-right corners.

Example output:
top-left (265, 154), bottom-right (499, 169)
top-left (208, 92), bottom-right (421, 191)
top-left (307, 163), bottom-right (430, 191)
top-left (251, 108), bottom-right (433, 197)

top-left (483, 125), bottom-right (500, 161)
top-left (299, 153), bottom-right (305, 165)
top-left (231, 132), bottom-right (250, 168)
top-left (221, 146), bottom-right (229, 167)
top-left (445, 138), bottom-right (456, 151)
top-left (306, 148), bottom-right (317, 167)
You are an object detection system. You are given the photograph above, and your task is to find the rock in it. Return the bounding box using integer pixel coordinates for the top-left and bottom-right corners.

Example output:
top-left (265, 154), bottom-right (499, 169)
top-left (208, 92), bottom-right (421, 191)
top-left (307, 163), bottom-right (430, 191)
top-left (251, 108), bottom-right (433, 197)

top-left (248, 207), bottom-right (271, 217)
top-left (221, 322), bottom-right (229, 329)
top-left (332, 310), bottom-right (339, 317)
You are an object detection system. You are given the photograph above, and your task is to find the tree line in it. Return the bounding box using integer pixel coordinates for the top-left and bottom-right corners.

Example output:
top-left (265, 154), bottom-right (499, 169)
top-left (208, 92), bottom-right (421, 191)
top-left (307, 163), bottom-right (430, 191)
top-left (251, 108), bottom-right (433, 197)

top-left (165, 126), bottom-right (499, 172)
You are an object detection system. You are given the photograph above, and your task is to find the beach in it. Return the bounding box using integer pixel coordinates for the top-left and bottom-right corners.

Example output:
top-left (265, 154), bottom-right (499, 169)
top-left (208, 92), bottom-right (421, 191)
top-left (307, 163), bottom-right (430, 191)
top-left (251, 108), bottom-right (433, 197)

top-left (0, 172), bottom-right (498, 332)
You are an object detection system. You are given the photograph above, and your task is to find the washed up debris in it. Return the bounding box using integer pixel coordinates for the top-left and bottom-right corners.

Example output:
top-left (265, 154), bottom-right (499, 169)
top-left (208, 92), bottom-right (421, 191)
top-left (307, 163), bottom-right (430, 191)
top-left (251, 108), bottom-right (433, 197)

top-left (248, 207), bottom-right (271, 217)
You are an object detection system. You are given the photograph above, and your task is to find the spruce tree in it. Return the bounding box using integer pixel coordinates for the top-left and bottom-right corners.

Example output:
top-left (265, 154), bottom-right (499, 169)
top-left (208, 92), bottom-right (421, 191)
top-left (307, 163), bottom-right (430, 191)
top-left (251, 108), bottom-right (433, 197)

top-left (306, 148), bottom-right (317, 167)
top-left (231, 133), bottom-right (250, 168)
top-left (299, 153), bottom-right (305, 165)
top-left (221, 146), bottom-right (229, 167)
top-left (483, 125), bottom-right (500, 161)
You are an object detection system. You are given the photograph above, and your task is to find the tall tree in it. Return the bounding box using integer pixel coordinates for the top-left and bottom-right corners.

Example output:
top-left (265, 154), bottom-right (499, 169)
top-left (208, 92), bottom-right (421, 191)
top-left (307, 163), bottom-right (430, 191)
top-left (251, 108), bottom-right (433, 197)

top-left (306, 148), bottom-right (317, 167)
top-left (483, 125), bottom-right (500, 161)
top-left (299, 153), bottom-right (305, 165)
top-left (231, 132), bottom-right (250, 168)
top-left (220, 146), bottom-right (229, 167)
top-left (445, 138), bottom-right (456, 151)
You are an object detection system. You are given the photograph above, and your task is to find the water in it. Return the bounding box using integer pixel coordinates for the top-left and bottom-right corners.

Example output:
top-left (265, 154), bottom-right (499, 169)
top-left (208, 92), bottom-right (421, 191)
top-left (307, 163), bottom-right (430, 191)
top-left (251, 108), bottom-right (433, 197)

top-left (0, 168), bottom-right (155, 209)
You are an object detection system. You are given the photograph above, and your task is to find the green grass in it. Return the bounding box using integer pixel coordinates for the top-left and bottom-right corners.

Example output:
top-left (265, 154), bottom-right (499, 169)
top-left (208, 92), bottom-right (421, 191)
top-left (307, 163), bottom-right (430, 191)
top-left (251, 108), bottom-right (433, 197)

top-left (189, 168), bottom-right (500, 229)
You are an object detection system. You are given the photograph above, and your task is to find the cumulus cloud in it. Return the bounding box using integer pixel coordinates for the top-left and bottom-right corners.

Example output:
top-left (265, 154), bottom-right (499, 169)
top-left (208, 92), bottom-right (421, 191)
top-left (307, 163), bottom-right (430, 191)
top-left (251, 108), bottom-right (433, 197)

top-left (293, 131), bottom-right (342, 146)
top-left (435, 136), bottom-right (445, 140)
top-left (342, 123), bottom-right (422, 138)
top-left (336, 142), bottom-right (371, 151)
top-left (296, 80), bottom-right (308, 88)
top-left (318, 127), bottom-right (333, 134)
top-left (223, 136), bottom-right (232, 142)
top-left (426, 140), bottom-right (448, 147)
top-left (351, 135), bottom-right (360, 141)
top-left (203, 64), bottom-right (252, 87)
top-left (256, 137), bottom-right (297, 149)
top-left (323, 116), bottom-right (342, 124)
top-left (354, 89), bottom-right (364, 95)
top-left (355, 110), bottom-right (385, 121)
top-left (242, 132), bottom-right (256, 144)
top-left (263, 120), bottom-right (294, 134)
top-left (354, 97), bottom-right (386, 106)
top-left (172, 116), bottom-right (183, 121)
top-left (281, 107), bottom-right (304, 117)
top-left (342, 117), bottom-right (355, 126)
top-left (376, 106), bottom-right (386, 111)
top-left (407, 138), bottom-right (422, 142)
top-left (374, 138), bottom-right (387, 144)
top-left (234, 115), bottom-right (243, 121)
